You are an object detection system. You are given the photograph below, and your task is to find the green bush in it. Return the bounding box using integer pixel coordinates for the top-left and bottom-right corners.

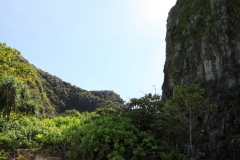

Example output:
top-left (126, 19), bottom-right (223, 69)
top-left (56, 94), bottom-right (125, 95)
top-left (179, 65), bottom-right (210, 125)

top-left (123, 94), bottom-right (163, 134)
top-left (0, 116), bottom-right (81, 149)
top-left (0, 149), bottom-right (8, 160)
top-left (0, 112), bottom-right (186, 159)
top-left (64, 115), bottom-right (171, 160)
top-left (65, 116), bottom-right (138, 159)
top-left (1, 116), bottom-right (56, 148)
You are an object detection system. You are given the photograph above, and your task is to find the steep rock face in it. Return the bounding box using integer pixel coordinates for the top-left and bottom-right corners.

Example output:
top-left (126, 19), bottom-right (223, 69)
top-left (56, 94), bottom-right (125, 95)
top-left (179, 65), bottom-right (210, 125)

top-left (162, 0), bottom-right (240, 159)
top-left (163, 0), bottom-right (240, 100)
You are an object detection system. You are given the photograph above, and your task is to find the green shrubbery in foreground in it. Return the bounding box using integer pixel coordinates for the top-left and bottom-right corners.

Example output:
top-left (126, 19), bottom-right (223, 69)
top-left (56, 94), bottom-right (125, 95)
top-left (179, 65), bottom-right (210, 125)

top-left (1, 76), bottom-right (210, 159)
top-left (0, 113), bottom-right (187, 159)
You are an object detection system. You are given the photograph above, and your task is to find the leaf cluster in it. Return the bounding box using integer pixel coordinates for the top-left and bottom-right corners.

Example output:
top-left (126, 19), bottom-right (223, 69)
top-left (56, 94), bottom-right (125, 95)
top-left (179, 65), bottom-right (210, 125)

top-left (0, 76), bottom-right (35, 121)
top-left (123, 94), bottom-right (163, 132)
top-left (0, 43), bottom-right (37, 83)
top-left (0, 113), bottom-right (174, 160)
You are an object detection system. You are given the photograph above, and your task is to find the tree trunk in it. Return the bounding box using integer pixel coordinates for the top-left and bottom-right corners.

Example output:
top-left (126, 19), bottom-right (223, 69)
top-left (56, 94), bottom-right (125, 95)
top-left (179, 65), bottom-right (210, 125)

top-left (190, 107), bottom-right (193, 157)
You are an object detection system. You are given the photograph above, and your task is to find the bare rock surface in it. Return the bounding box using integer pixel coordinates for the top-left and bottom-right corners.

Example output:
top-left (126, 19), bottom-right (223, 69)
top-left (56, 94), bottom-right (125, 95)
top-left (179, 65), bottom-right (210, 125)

top-left (162, 0), bottom-right (240, 159)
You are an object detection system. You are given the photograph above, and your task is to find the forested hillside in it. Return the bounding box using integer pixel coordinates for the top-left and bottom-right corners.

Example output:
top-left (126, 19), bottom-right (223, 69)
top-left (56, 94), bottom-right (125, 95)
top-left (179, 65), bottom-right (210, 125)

top-left (0, 42), bottom-right (123, 115)
top-left (38, 70), bottom-right (123, 113)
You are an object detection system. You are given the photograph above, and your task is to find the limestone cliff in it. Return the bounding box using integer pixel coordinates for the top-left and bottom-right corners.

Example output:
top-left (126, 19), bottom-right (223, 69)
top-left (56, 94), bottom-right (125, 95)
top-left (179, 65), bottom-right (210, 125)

top-left (162, 0), bottom-right (240, 159)
top-left (163, 0), bottom-right (240, 99)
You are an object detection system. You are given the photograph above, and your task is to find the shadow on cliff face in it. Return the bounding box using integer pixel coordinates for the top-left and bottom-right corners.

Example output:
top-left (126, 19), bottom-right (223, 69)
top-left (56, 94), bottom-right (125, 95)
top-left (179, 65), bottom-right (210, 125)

top-left (162, 0), bottom-right (240, 159)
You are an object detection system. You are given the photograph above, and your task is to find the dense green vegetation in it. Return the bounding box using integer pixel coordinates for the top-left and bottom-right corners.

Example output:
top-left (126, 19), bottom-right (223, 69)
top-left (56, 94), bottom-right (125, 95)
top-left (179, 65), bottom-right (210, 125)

top-left (1, 0), bottom-right (240, 158)
top-left (0, 43), bottom-right (37, 83)
top-left (0, 42), bottom-right (218, 159)
top-left (39, 70), bottom-right (124, 113)
top-left (0, 76), bottom-right (35, 121)
top-left (0, 42), bottom-right (123, 116)
top-left (0, 75), bottom-right (212, 159)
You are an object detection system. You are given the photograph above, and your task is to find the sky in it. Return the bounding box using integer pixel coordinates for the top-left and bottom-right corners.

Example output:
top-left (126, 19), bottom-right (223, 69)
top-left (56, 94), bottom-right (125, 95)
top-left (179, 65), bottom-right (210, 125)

top-left (0, 0), bottom-right (176, 102)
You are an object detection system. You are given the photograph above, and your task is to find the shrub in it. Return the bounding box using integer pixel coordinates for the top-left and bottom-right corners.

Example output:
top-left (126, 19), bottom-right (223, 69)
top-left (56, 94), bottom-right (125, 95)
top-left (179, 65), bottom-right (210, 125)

top-left (65, 116), bottom-right (138, 159)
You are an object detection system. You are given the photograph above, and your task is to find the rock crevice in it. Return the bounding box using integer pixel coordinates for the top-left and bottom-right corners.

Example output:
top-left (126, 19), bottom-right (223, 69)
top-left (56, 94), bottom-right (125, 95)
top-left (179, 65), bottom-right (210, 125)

top-left (162, 0), bottom-right (240, 159)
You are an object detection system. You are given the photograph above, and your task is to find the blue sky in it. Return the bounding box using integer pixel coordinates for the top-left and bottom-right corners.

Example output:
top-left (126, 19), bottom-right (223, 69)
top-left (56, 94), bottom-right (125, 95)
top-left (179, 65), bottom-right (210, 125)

top-left (0, 0), bottom-right (176, 102)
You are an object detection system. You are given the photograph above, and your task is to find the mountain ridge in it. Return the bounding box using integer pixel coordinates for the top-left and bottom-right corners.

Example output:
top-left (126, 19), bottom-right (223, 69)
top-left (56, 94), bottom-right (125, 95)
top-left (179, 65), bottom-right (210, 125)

top-left (0, 42), bottom-right (124, 115)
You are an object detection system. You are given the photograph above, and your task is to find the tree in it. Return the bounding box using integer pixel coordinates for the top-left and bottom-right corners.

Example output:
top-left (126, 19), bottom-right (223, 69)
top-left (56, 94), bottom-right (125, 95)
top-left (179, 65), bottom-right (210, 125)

top-left (95, 105), bottom-right (121, 116)
top-left (123, 93), bottom-right (163, 133)
top-left (0, 76), bottom-right (35, 121)
top-left (162, 100), bottom-right (188, 151)
top-left (163, 83), bottom-right (214, 157)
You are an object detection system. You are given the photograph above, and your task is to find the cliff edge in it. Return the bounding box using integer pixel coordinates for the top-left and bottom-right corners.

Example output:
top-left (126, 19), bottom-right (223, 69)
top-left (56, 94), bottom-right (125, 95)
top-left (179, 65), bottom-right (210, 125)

top-left (163, 0), bottom-right (240, 100)
top-left (162, 0), bottom-right (240, 159)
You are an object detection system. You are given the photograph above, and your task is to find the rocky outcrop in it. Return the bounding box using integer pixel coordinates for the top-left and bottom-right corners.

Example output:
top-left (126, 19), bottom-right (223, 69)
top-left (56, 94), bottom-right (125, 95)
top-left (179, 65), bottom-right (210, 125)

top-left (162, 0), bottom-right (240, 159)
top-left (163, 0), bottom-right (240, 99)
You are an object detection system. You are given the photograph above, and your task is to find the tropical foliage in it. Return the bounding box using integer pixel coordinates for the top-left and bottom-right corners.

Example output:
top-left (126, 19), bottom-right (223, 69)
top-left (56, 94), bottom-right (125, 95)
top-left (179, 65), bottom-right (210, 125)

top-left (0, 42), bottom-right (124, 116)
top-left (0, 43), bottom-right (36, 83)
top-left (0, 113), bottom-right (185, 159)
top-left (0, 43), bottom-right (218, 159)
top-left (0, 81), bottom-right (212, 159)
top-left (0, 76), bottom-right (35, 121)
